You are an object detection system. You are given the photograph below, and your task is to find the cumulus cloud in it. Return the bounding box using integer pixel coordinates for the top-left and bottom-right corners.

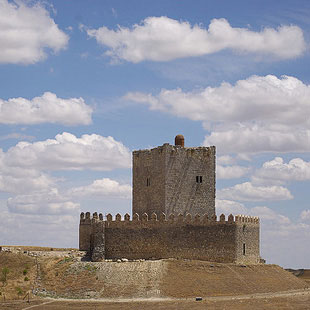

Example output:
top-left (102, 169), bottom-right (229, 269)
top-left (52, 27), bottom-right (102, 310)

top-left (7, 188), bottom-right (80, 215)
top-left (204, 126), bottom-right (310, 154)
top-left (250, 206), bottom-right (291, 225)
top-left (217, 164), bottom-right (249, 179)
top-left (0, 171), bottom-right (54, 194)
top-left (126, 75), bottom-right (310, 154)
top-left (0, 147), bottom-right (55, 194)
top-left (215, 200), bottom-right (310, 267)
top-left (69, 178), bottom-right (131, 199)
top-left (218, 182), bottom-right (293, 201)
top-left (0, 92), bottom-right (92, 125)
top-left (85, 16), bottom-right (305, 62)
top-left (0, 207), bottom-right (78, 247)
top-left (0, 0), bottom-right (68, 64)
top-left (300, 209), bottom-right (310, 221)
top-left (0, 132), bottom-right (131, 200)
top-left (0, 133), bottom-right (35, 141)
top-left (6, 177), bottom-right (132, 216)
top-left (217, 155), bottom-right (236, 165)
top-left (3, 132), bottom-right (131, 171)
top-left (215, 199), bottom-right (248, 215)
top-left (0, 132), bottom-right (131, 216)
top-left (253, 157), bottom-right (310, 185)
top-left (249, 206), bottom-right (310, 267)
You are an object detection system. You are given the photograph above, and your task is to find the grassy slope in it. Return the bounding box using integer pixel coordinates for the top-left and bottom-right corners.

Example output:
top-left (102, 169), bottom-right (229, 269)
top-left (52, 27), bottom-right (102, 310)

top-left (0, 251), bottom-right (308, 300)
top-left (0, 252), bottom-right (36, 300)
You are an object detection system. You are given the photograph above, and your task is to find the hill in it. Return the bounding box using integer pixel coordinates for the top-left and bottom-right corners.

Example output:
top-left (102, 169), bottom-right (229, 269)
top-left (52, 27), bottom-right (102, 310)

top-left (0, 246), bottom-right (308, 301)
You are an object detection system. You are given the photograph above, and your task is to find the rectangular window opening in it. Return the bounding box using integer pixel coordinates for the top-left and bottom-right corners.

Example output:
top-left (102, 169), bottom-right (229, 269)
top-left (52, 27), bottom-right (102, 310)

top-left (243, 243), bottom-right (246, 255)
top-left (196, 176), bottom-right (203, 183)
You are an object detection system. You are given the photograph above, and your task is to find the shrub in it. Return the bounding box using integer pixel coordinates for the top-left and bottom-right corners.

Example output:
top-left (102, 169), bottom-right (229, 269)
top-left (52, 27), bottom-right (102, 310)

top-left (23, 269), bottom-right (28, 275)
top-left (16, 287), bottom-right (23, 297)
top-left (24, 277), bottom-right (29, 281)
top-left (1, 267), bottom-right (9, 285)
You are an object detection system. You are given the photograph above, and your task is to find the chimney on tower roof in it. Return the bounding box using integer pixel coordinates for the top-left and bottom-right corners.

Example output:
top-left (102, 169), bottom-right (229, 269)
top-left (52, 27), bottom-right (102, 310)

top-left (175, 134), bottom-right (184, 147)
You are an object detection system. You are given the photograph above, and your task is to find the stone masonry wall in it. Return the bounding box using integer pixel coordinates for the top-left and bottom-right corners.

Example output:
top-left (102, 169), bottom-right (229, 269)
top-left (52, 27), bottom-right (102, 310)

top-left (235, 215), bottom-right (260, 264)
top-left (79, 212), bottom-right (92, 252)
top-left (79, 212), bottom-right (260, 264)
top-left (164, 145), bottom-right (216, 217)
top-left (132, 144), bottom-right (216, 218)
top-left (132, 145), bottom-right (166, 216)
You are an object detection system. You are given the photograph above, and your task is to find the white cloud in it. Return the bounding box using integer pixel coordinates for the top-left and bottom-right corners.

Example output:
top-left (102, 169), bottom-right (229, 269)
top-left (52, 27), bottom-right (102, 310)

top-left (0, 171), bottom-right (54, 194)
top-left (126, 75), bottom-right (310, 154)
top-left (3, 132), bottom-right (131, 171)
top-left (126, 75), bottom-right (310, 126)
top-left (249, 206), bottom-right (310, 268)
top-left (249, 206), bottom-right (291, 224)
top-left (300, 209), bottom-right (310, 221)
top-left (0, 206), bottom-right (78, 248)
top-left (218, 181), bottom-right (293, 201)
top-left (215, 202), bottom-right (310, 268)
top-left (0, 133), bottom-right (35, 141)
top-left (0, 92), bottom-right (92, 125)
top-left (0, 132), bottom-right (131, 199)
top-left (253, 157), bottom-right (310, 185)
top-left (0, 133), bottom-right (131, 216)
top-left (217, 155), bottom-right (236, 165)
top-left (217, 164), bottom-right (249, 179)
top-left (85, 17), bottom-right (305, 62)
top-left (69, 178), bottom-right (131, 199)
top-left (7, 188), bottom-right (80, 215)
top-left (215, 199), bottom-right (248, 215)
top-left (204, 126), bottom-right (310, 154)
top-left (0, 147), bottom-right (55, 194)
top-left (0, 0), bottom-right (68, 64)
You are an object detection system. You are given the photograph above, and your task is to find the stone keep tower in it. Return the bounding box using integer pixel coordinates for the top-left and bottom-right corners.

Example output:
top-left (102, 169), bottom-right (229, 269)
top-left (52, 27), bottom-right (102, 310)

top-left (132, 135), bottom-right (216, 218)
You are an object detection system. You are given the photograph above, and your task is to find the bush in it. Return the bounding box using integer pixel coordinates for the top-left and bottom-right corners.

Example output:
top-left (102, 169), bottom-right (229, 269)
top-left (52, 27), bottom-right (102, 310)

top-left (24, 277), bottom-right (29, 281)
top-left (16, 287), bottom-right (23, 297)
top-left (23, 269), bottom-right (28, 275)
top-left (1, 267), bottom-right (9, 285)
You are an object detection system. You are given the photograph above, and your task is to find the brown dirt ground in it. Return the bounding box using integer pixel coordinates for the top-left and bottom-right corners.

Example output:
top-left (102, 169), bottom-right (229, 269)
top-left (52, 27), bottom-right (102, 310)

top-left (39, 256), bottom-right (99, 297)
top-left (161, 260), bottom-right (308, 298)
top-left (38, 259), bottom-right (308, 299)
top-left (1, 249), bottom-right (309, 307)
top-left (1, 246), bottom-right (76, 252)
top-left (0, 252), bottom-right (36, 300)
top-left (298, 270), bottom-right (310, 285)
top-left (1, 293), bottom-right (310, 310)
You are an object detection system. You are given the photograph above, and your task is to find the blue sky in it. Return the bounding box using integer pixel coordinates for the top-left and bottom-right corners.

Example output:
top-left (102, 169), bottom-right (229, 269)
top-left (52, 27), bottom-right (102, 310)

top-left (1, 0), bottom-right (310, 268)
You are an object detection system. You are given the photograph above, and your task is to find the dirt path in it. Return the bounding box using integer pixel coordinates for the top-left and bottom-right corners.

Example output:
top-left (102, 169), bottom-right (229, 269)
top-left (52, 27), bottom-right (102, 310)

top-left (37, 287), bottom-right (310, 303)
top-left (2, 289), bottom-right (310, 310)
top-left (22, 300), bottom-right (56, 310)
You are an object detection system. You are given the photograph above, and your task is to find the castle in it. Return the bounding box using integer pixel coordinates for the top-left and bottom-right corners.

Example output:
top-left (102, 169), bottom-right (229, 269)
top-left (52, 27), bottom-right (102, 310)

top-left (79, 135), bottom-right (260, 264)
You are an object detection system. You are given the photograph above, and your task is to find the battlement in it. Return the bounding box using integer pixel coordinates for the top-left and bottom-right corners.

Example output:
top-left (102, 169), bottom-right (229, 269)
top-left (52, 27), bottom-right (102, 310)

top-left (132, 143), bottom-right (216, 156)
top-left (79, 211), bottom-right (260, 263)
top-left (80, 212), bottom-right (259, 226)
top-left (79, 135), bottom-right (260, 264)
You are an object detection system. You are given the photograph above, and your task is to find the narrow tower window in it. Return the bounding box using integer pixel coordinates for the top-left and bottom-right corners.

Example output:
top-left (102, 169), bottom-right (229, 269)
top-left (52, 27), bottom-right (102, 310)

top-left (146, 177), bottom-right (151, 187)
top-left (243, 243), bottom-right (246, 255)
top-left (196, 176), bottom-right (203, 183)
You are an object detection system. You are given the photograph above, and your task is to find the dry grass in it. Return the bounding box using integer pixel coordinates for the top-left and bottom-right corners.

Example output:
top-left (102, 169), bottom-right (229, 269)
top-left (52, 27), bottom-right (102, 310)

top-left (0, 252), bottom-right (36, 300)
top-left (39, 257), bottom-right (99, 297)
top-left (0, 250), bottom-right (309, 304)
top-left (298, 270), bottom-right (310, 285)
top-left (161, 260), bottom-right (308, 298)
top-left (2, 294), bottom-right (310, 310)
top-left (1, 245), bottom-right (77, 252)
